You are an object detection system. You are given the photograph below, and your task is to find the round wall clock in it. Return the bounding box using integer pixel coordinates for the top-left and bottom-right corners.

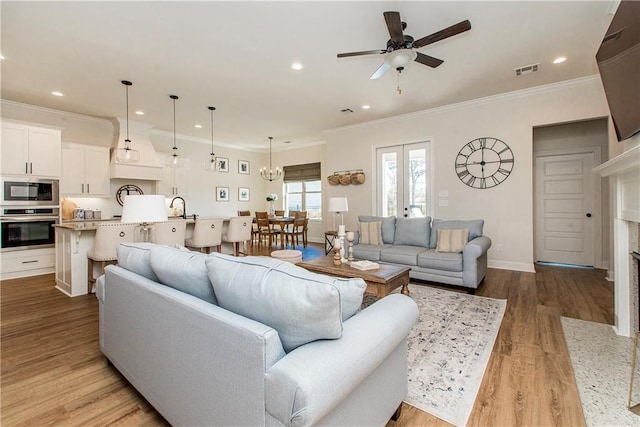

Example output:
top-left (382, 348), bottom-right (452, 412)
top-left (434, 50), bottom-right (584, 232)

top-left (455, 137), bottom-right (514, 189)
top-left (116, 184), bottom-right (144, 206)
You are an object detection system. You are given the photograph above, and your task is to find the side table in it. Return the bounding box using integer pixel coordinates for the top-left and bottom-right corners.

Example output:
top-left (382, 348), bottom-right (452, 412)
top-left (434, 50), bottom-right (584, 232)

top-left (324, 230), bottom-right (338, 255)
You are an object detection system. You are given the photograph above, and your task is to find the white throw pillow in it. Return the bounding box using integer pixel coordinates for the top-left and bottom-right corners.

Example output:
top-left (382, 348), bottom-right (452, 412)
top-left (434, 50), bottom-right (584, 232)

top-left (435, 229), bottom-right (469, 253)
top-left (359, 221), bottom-right (383, 245)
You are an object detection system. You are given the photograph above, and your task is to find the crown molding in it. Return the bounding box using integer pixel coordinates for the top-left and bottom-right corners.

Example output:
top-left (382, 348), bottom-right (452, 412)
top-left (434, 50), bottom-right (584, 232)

top-left (325, 75), bottom-right (602, 134)
top-left (1, 98), bottom-right (111, 125)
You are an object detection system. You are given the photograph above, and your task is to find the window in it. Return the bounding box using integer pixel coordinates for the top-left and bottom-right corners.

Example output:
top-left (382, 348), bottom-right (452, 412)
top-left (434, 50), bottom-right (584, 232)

top-left (283, 162), bottom-right (322, 219)
top-left (285, 180), bottom-right (322, 219)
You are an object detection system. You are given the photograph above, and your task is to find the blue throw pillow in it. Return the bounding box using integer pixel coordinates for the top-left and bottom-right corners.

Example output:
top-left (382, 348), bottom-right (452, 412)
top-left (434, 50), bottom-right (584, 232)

top-left (149, 245), bottom-right (217, 305)
top-left (393, 217), bottom-right (431, 247)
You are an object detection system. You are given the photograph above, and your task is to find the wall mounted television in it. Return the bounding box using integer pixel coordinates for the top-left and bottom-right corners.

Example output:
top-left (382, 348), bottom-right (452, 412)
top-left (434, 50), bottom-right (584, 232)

top-left (595, 0), bottom-right (640, 141)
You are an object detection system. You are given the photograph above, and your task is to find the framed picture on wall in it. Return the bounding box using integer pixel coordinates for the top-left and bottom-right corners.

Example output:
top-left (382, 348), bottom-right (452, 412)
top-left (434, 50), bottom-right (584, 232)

top-left (216, 157), bottom-right (229, 173)
top-left (238, 187), bottom-right (250, 201)
top-left (216, 186), bottom-right (229, 202)
top-left (238, 160), bottom-right (250, 175)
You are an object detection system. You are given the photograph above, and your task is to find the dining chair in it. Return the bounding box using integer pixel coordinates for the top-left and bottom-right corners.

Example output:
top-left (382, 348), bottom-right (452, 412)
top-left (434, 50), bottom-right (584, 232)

top-left (150, 220), bottom-right (187, 247)
top-left (272, 209), bottom-right (286, 234)
top-left (185, 218), bottom-right (223, 253)
top-left (283, 211), bottom-right (306, 248)
top-left (255, 211), bottom-right (278, 247)
top-left (222, 216), bottom-right (253, 256)
top-left (87, 222), bottom-right (137, 293)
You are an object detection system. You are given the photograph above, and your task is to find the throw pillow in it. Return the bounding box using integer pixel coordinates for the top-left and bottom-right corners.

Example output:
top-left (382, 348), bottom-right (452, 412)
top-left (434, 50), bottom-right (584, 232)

top-left (430, 219), bottom-right (484, 249)
top-left (359, 221), bottom-right (383, 245)
top-left (393, 217), bottom-right (431, 247)
top-left (116, 242), bottom-right (159, 282)
top-left (358, 215), bottom-right (396, 243)
top-left (436, 229), bottom-right (469, 253)
top-left (206, 253), bottom-right (366, 352)
top-left (149, 245), bottom-right (217, 305)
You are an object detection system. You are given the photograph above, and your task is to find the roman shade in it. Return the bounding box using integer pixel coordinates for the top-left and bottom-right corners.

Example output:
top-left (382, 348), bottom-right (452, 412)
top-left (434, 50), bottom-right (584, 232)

top-left (283, 162), bottom-right (321, 182)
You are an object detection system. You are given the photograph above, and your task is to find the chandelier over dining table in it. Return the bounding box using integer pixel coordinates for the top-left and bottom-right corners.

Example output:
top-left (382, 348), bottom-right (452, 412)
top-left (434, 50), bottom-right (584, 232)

top-left (259, 136), bottom-right (282, 181)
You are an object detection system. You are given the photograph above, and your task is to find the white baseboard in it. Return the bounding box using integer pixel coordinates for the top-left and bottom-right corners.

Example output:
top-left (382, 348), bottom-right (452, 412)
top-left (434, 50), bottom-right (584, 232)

top-left (488, 260), bottom-right (536, 273)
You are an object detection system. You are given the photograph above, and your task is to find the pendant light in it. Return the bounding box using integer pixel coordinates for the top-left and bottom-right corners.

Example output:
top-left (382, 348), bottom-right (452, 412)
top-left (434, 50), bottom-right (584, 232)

top-left (203, 106), bottom-right (216, 171)
top-left (166, 94), bottom-right (184, 168)
top-left (259, 136), bottom-right (282, 181)
top-left (115, 80), bottom-right (140, 163)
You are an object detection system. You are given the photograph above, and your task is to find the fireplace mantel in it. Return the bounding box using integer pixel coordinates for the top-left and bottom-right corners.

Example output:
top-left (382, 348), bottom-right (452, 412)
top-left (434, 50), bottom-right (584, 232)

top-left (593, 144), bottom-right (640, 336)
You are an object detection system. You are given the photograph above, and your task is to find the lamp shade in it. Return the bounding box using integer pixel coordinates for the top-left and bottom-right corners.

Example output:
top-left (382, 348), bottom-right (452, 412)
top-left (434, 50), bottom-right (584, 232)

top-left (328, 197), bottom-right (349, 212)
top-left (121, 195), bottom-right (168, 223)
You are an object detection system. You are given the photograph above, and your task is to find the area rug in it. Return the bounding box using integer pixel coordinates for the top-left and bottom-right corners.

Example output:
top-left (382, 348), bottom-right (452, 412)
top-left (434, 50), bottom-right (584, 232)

top-left (561, 317), bottom-right (640, 426)
top-left (401, 284), bottom-right (506, 427)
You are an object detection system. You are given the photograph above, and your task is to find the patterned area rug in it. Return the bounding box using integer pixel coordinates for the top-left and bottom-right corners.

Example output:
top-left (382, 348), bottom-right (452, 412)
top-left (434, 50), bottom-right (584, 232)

top-left (401, 284), bottom-right (506, 427)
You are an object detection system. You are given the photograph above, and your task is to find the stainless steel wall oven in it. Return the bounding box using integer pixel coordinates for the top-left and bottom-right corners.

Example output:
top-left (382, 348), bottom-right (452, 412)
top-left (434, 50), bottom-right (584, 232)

top-left (0, 207), bottom-right (58, 251)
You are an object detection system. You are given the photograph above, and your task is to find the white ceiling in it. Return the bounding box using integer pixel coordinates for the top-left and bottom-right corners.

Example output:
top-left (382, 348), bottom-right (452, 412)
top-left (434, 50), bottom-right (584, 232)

top-left (0, 1), bottom-right (616, 151)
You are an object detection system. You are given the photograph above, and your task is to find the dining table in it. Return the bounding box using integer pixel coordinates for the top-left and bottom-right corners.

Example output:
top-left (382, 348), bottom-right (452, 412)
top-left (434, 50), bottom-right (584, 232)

top-left (255, 216), bottom-right (295, 249)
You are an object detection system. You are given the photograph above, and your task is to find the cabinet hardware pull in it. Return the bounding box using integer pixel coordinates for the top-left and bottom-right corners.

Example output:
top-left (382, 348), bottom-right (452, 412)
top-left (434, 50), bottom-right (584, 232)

top-left (82, 184), bottom-right (84, 193)
top-left (22, 260), bottom-right (38, 264)
top-left (30, 162), bottom-right (33, 174)
top-left (25, 163), bottom-right (28, 174)
top-left (87, 184), bottom-right (90, 193)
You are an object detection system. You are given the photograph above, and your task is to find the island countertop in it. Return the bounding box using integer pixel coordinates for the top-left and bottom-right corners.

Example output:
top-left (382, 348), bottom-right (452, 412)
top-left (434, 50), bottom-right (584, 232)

top-left (54, 216), bottom-right (205, 231)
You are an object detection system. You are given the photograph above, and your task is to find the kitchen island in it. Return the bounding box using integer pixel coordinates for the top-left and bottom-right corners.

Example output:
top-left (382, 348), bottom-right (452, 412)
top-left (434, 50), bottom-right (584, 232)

top-left (54, 217), bottom-right (221, 297)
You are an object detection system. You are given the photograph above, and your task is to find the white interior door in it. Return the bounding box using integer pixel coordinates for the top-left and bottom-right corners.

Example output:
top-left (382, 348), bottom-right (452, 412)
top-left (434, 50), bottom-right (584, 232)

top-left (534, 152), bottom-right (596, 266)
top-left (376, 142), bottom-right (430, 218)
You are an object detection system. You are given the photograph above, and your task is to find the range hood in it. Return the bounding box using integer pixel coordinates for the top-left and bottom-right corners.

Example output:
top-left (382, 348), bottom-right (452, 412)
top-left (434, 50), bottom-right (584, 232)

top-left (110, 118), bottom-right (164, 180)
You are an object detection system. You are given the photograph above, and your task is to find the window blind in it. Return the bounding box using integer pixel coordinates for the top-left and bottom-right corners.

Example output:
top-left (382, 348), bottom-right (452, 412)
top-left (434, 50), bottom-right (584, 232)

top-left (283, 162), bottom-right (321, 182)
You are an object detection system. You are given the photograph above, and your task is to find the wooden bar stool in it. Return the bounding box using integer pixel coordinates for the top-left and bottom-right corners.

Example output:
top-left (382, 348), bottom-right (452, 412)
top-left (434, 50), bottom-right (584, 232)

top-left (185, 218), bottom-right (223, 253)
top-left (222, 216), bottom-right (253, 256)
top-left (87, 223), bottom-right (137, 293)
top-left (150, 220), bottom-right (187, 247)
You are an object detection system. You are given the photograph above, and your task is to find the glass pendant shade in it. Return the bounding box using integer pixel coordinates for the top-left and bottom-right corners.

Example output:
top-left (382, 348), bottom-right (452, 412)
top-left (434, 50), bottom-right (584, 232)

top-left (260, 136), bottom-right (282, 181)
top-left (116, 80), bottom-right (140, 163)
top-left (203, 106), bottom-right (216, 172)
top-left (167, 94), bottom-right (184, 168)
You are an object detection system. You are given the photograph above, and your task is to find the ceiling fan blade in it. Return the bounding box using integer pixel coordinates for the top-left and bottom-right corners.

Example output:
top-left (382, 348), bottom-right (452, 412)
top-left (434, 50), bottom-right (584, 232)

top-left (370, 62), bottom-right (390, 80)
top-left (383, 11), bottom-right (404, 44)
top-left (413, 20), bottom-right (471, 49)
top-left (415, 52), bottom-right (444, 68)
top-left (337, 49), bottom-right (386, 58)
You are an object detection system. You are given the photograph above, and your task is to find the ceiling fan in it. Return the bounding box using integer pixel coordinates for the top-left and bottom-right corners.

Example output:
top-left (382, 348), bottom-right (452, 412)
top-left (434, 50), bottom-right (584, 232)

top-left (337, 11), bottom-right (471, 80)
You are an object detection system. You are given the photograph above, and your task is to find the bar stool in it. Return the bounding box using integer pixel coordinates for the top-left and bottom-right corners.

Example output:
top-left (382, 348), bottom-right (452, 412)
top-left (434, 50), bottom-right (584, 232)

top-left (151, 220), bottom-right (187, 247)
top-left (87, 222), bottom-right (137, 293)
top-left (238, 210), bottom-right (258, 244)
top-left (185, 218), bottom-right (223, 253)
top-left (222, 216), bottom-right (253, 256)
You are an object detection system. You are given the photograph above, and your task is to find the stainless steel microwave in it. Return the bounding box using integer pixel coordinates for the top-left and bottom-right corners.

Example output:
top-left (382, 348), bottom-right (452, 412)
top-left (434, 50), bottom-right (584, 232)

top-left (1, 177), bottom-right (60, 206)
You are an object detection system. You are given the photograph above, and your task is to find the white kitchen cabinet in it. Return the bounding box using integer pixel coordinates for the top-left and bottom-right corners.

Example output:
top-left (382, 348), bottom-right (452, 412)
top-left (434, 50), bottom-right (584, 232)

top-left (61, 143), bottom-right (110, 196)
top-left (0, 247), bottom-right (56, 280)
top-left (156, 154), bottom-right (189, 197)
top-left (1, 122), bottom-right (61, 178)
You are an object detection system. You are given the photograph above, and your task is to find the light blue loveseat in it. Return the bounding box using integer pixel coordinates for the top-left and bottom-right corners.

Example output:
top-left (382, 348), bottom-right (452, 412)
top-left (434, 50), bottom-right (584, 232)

top-left (97, 243), bottom-right (418, 426)
top-left (353, 216), bottom-right (491, 292)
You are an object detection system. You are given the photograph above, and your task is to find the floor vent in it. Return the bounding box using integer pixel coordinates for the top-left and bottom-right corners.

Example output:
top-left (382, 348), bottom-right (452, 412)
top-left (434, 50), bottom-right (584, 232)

top-left (514, 63), bottom-right (540, 76)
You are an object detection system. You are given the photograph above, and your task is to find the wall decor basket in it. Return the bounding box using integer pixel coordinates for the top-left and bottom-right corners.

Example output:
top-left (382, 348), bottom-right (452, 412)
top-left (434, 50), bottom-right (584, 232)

top-left (327, 169), bottom-right (365, 186)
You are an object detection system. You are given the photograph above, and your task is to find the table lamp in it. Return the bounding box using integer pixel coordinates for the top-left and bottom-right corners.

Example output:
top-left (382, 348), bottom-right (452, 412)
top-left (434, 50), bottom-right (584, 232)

top-left (328, 197), bottom-right (349, 233)
top-left (121, 195), bottom-right (168, 241)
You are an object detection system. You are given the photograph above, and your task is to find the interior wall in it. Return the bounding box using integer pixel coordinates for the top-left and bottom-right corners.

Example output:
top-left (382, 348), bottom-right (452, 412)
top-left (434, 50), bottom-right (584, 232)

top-left (532, 118), bottom-right (611, 269)
top-left (323, 76), bottom-right (614, 272)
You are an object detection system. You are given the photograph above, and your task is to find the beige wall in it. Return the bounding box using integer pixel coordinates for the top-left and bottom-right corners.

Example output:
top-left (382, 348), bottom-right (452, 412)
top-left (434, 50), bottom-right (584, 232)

top-left (323, 76), bottom-right (615, 271)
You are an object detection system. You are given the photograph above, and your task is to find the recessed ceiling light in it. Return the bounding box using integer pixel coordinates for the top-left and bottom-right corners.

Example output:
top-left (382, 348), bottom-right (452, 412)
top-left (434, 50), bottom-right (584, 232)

top-left (362, 105), bottom-right (371, 110)
top-left (194, 124), bottom-right (202, 129)
top-left (553, 57), bottom-right (567, 64)
top-left (291, 62), bottom-right (303, 70)
top-left (51, 91), bottom-right (63, 97)
top-left (135, 110), bottom-right (144, 115)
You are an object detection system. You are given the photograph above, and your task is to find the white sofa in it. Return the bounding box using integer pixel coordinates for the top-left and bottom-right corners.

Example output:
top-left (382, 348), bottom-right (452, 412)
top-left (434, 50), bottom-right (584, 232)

top-left (97, 243), bottom-right (418, 426)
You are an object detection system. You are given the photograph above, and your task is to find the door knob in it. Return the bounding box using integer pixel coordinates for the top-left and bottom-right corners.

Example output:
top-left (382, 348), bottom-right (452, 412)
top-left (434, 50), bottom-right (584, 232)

top-left (586, 213), bottom-right (592, 218)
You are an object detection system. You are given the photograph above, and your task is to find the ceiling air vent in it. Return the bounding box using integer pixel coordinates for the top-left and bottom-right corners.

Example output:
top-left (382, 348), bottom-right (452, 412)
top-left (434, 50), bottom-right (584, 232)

top-left (514, 63), bottom-right (540, 76)
top-left (602, 27), bottom-right (625, 44)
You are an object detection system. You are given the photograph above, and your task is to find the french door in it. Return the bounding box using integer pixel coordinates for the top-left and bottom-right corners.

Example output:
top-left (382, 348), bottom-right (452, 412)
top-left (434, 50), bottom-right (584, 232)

top-left (376, 142), bottom-right (431, 218)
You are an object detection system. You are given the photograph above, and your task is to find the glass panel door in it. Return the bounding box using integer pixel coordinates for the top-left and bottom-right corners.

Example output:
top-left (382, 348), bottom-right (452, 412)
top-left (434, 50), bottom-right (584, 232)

top-left (376, 142), bottom-right (430, 218)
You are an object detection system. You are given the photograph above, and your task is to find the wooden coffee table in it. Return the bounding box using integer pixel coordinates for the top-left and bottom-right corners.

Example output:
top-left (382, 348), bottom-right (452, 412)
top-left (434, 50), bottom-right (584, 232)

top-left (297, 256), bottom-right (410, 298)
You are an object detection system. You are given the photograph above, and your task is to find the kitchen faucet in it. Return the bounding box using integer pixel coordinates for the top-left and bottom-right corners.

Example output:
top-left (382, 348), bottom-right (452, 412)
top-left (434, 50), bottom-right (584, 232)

top-left (169, 196), bottom-right (186, 220)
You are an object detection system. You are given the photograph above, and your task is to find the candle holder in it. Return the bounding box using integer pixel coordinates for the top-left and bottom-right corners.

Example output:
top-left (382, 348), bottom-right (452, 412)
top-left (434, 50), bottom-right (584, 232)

top-left (346, 231), bottom-right (355, 261)
top-left (333, 245), bottom-right (342, 266)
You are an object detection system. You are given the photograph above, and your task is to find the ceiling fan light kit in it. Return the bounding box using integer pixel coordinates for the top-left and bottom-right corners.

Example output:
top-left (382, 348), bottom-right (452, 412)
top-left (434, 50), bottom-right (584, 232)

top-left (338, 11), bottom-right (471, 83)
top-left (115, 80), bottom-right (140, 164)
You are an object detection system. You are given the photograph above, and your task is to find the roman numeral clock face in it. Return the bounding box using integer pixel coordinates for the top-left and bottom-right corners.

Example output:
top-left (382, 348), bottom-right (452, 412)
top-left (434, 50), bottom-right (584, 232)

top-left (455, 137), bottom-right (514, 189)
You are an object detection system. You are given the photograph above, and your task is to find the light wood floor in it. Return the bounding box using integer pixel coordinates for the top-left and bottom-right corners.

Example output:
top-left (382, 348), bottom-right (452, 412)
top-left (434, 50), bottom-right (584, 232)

top-left (1, 243), bottom-right (613, 426)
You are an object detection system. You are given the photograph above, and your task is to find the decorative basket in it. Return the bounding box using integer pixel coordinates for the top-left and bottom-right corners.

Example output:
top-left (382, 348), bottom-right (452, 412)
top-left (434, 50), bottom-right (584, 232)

top-left (338, 173), bottom-right (352, 185)
top-left (350, 171), bottom-right (365, 185)
top-left (327, 174), bottom-right (340, 185)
